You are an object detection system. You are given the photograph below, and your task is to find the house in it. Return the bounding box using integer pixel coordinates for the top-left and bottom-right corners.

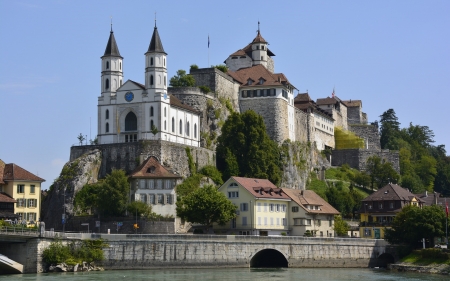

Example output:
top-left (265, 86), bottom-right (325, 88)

top-left (359, 183), bottom-right (424, 239)
top-left (283, 189), bottom-right (339, 237)
top-left (0, 192), bottom-right (18, 221)
top-left (0, 159), bottom-right (45, 226)
top-left (216, 177), bottom-right (291, 236)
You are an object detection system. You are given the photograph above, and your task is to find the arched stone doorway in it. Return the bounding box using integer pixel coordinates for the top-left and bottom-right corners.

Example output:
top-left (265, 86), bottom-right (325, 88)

top-left (377, 253), bottom-right (395, 267)
top-left (250, 249), bottom-right (288, 268)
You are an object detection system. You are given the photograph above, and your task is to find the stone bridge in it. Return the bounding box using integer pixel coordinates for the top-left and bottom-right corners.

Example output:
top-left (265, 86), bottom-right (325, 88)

top-left (0, 233), bottom-right (397, 273)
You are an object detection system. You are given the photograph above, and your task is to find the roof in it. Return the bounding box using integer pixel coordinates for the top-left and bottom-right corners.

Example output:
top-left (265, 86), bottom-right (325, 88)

top-left (146, 26), bottom-right (167, 54)
top-left (316, 97), bottom-right (338, 105)
top-left (342, 100), bottom-right (362, 108)
top-left (227, 64), bottom-right (294, 88)
top-left (0, 162), bottom-right (45, 182)
top-left (0, 159), bottom-right (5, 184)
top-left (294, 93), bottom-right (312, 102)
top-left (0, 192), bottom-right (16, 203)
top-left (129, 156), bottom-right (182, 179)
top-left (231, 177), bottom-right (291, 200)
top-left (229, 49), bottom-right (248, 57)
top-left (169, 94), bottom-right (201, 114)
top-left (362, 184), bottom-right (423, 203)
top-left (103, 30), bottom-right (122, 58)
top-left (129, 80), bottom-right (145, 89)
top-left (252, 31), bottom-right (267, 43)
top-left (283, 189), bottom-right (340, 215)
top-left (293, 94), bottom-right (334, 119)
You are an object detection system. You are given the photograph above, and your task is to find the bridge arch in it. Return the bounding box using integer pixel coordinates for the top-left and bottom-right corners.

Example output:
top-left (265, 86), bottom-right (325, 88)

top-left (377, 253), bottom-right (395, 267)
top-left (250, 249), bottom-right (288, 268)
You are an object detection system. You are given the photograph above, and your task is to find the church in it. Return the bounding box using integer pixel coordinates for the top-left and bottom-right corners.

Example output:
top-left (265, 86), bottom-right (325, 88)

top-left (97, 24), bottom-right (201, 147)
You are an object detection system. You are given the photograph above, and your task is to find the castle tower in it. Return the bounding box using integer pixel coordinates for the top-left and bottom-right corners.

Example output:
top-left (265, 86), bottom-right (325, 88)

top-left (101, 25), bottom-right (123, 96)
top-left (251, 22), bottom-right (268, 69)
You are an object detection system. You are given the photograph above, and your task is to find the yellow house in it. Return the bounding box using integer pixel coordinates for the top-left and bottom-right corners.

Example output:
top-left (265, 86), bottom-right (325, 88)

top-left (216, 177), bottom-right (291, 236)
top-left (359, 183), bottom-right (423, 239)
top-left (0, 159), bottom-right (45, 226)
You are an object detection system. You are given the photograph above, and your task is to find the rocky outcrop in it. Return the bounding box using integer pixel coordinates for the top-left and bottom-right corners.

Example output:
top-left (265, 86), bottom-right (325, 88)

top-left (41, 150), bottom-right (102, 230)
top-left (388, 263), bottom-right (450, 275)
top-left (280, 140), bottom-right (330, 189)
top-left (47, 262), bottom-right (104, 272)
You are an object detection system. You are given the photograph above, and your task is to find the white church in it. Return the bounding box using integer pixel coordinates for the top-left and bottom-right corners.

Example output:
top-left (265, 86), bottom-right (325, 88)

top-left (97, 24), bottom-right (200, 147)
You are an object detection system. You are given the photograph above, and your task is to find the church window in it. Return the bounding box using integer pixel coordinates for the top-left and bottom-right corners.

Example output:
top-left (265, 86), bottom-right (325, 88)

top-left (256, 45), bottom-right (259, 50)
top-left (150, 75), bottom-right (154, 86)
top-left (125, 112), bottom-right (137, 131)
top-left (120, 62), bottom-right (121, 70)
top-left (164, 58), bottom-right (165, 66)
top-left (172, 117), bottom-right (175, 133)
top-left (120, 79), bottom-right (122, 86)
top-left (105, 122), bottom-right (109, 133)
top-left (105, 79), bottom-right (109, 90)
top-left (194, 123), bottom-right (197, 138)
top-left (164, 76), bottom-right (166, 86)
top-left (179, 120), bottom-right (182, 134)
top-left (186, 121), bottom-right (190, 136)
top-left (150, 57), bottom-right (154, 66)
top-left (150, 106), bottom-right (154, 117)
top-left (164, 120), bottom-right (166, 130)
top-left (106, 61), bottom-right (109, 69)
top-left (164, 107), bottom-right (166, 117)
top-left (106, 109), bottom-right (109, 119)
top-left (150, 119), bottom-right (154, 129)
top-left (261, 56), bottom-right (264, 60)
top-left (262, 46), bottom-right (265, 50)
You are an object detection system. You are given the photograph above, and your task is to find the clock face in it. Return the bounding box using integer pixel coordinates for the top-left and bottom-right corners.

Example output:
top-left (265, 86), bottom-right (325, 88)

top-left (125, 92), bottom-right (134, 102)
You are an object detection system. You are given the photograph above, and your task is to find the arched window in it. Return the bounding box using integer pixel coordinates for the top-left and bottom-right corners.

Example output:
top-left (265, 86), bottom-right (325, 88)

top-left (186, 121), bottom-right (190, 136)
top-left (105, 109), bottom-right (109, 119)
top-left (164, 120), bottom-right (166, 130)
top-left (106, 61), bottom-right (109, 69)
top-left (120, 79), bottom-right (122, 86)
top-left (150, 57), bottom-right (153, 66)
top-left (194, 123), bottom-right (197, 138)
top-left (164, 107), bottom-right (166, 117)
top-left (105, 79), bottom-right (109, 90)
top-left (150, 106), bottom-right (154, 117)
top-left (150, 75), bottom-right (154, 86)
top-left (172, 117), bottom-right (175, 133)
top-left (125, 112), bottom-right (137, 131)
top-left (120, 62), bottom-right (122, 70)
top-left (105, 122), bottom-right (109, 133)
top-left (150, 119), bottom-right (154, 129)
top-left (179, 120), bottom-right (182, 134)
top-left (164, 58), bottom-right (165, 66)
top-left (164, 76), bottom-right (166, 86)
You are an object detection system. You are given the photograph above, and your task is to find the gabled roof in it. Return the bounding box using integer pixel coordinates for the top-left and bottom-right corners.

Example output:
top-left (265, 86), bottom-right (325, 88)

top-left (283, 189), bottom-right (340, 215)
top-left (362, 183), bottom-right (423, 202)
top-left (227, 64), bottom-right (294, 88)
top-left (0, 192), bottom-right (16, 203)
top-left (316, 97), bottom-right (338, 105)
top-left (293, 94), bottom-right (334, 119)
top-left (342, 100), bottom-right (362, 108)
top-left (231, 176), bottom-right (291, 200)
top-left (242, 42), bottom-right (275, 57)
top-left (229, 49), bottom-right (248, 57)
top-left (103, 30), bottom-right (122, 58)
top-left (129, 80), bottom-right (145, 89)
top-left (146, 26), bottom-right (167, 55)
top-left (0, 161), bottom-right (45, 182)
top-left (294, 93), bottom-right (312, 102)
top-left (129, 156), bottom-right (181, 179)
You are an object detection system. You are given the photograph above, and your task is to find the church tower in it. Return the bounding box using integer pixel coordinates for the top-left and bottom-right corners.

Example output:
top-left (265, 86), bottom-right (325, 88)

top-left (101, 25), bottom-right (123, 96)
top-left (145, 22), bottom-right (167, 96)
top-left (251, 22), bottom-right (268, 69)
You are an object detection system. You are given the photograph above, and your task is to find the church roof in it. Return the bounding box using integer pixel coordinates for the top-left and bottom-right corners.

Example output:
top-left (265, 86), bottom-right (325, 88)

top-left (227, 64), bottom-right (294, 88)
top-left (147, 26), bottom-right (167, 54)
top-left (0, 160), bottom-right (45, 183)
top-left (129, 156), bottom-right (181, 179)
top-left (103, 30), bottom-right (122, 58)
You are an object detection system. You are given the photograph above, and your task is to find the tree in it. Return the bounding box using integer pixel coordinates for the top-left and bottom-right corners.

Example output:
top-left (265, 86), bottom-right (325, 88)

top-left (169, 69), bottom-right (195, 87)
top-left (150, 124), bottom-right (159, 136)
top-left (216, 110), bottom-right (282, 184)
top-left (333, 215), bottom-right (350, 236)
top-left (379, 109), bottom-right (400, 149)
top-left (96, 169), bottom-right (129, 217)
top-left (176, 185), bottom-right (236, 233)
top-left (127, 201), bottom-right (154, 219)
top-left (74, 183), bottom-right (100, 214)
top-left (384, 205), bottom-right (446, 248)
top-left (77, 133), bottom-right (86, 146)
top-left (365, 156), bottom-right (400, 190)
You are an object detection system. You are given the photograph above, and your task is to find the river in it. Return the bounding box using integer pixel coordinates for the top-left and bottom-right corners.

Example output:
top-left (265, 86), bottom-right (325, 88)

top-left (0, 268), bottom-right (445, 281)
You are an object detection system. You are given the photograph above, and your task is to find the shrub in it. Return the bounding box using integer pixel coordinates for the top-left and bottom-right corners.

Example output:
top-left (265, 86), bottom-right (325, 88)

top-left (190, 64), bottom-right (199, 70)
top-left (199, 85), bottom-right (211, 94)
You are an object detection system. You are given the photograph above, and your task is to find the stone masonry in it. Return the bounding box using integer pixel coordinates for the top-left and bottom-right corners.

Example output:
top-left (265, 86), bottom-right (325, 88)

top-left (332, 149), bottom-right (400, 173)
top-left (349, 124), bottom-right (381, 150)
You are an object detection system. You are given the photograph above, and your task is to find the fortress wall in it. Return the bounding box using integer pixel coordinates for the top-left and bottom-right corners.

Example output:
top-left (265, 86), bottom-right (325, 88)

top-left (294, 109), bottom-right (310, 143)
top-left (332, 149), bottom-right (400, 173)
top-left (349, 124), bottom-right (381, 150)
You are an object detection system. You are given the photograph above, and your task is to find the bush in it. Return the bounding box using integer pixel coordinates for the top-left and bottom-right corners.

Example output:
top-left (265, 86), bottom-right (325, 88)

top-left (42, 239), bottom-right (108, 265)
top-left (199, 85), bottom-right (211, 94)
top-left (199, 165), bottom-right (223, 185)
top-left (190, 64), bottom-right (198, 70)
top-left (42, 240), bottom-right (72, 265)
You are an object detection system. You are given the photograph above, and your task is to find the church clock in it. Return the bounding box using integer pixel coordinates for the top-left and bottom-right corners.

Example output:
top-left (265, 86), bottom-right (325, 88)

top-left (125, 91), bottom-right (134, 102)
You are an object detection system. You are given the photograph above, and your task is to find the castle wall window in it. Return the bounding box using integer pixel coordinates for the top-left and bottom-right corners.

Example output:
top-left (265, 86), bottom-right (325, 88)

top-left (105, 122), bottom-right (109, 133)
top-left (179, 120), bottom-right (183, 134)
top-left (172, 117), bottom-right (175, 132)
top-left (106, 109), bottom-right (109, 119)
top-left (106, 61), bottom-right (109, 69)
top-left (125, 112), bottom-right (137, 131)
top-left (194, 123), bottom-right (197, 138)
top-left (150, 106), bottom-right (154, 117)
top-left (150, 75), bottom-right (154, 86)
top-left (105, 79), bottom-right (109, 90)
top-left (186, 121), bottom-right (190, 136)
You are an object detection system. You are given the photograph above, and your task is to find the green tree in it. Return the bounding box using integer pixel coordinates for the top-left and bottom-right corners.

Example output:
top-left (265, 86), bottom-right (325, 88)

top-left (96, 169), bottom-right (129, 217)
top-left (150, 124), bottom-right (159, 136)
top-left (384, 205), bottom-right (446, 248)
top-left (216, 110), bottom-right (282, 184)
top-left (176, 185), bottom-right (236, 233)
top-left (127, 201), bottom-right (154, 219)
top-left (212, 64), bottom-right (228, 73)
top-left (366, 156), bottom-right (400, 190)
top-left (74, 183), bottom-right (100, 214)
top-left (169, 69), bottom-right (195, 87)
top-left (333, 215), bottom-right (350, 236)
top-left (379, 109), bottom-right (400, 150)
top-left (77, 133), bottom-right (86, 146)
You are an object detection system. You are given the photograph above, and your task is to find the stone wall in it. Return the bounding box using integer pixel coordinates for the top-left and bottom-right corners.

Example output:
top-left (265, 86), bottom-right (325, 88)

top-left (294, 109), bottom-right (310, 143)
top-left (240, 98), bottom-right (289, 144)
top-left (347, 106), bottom-right (363, 124)
top-left (349, 124), bottom-right (381, 150)
top-left (331, 149), bottom-right (400, 173)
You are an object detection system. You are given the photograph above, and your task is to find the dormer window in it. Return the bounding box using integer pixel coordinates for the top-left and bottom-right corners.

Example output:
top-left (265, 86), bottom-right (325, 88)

top-left (146, 166), bottom-right (156, 174)
top-left (247, 79), bottom-right (253, 85)
top-left (259, 78), bottom-right (265, 85)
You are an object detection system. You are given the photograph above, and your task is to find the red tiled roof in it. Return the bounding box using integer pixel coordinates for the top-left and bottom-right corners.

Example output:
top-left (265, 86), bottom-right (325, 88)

top-left (229, 49), bottom-right (247, 57)
top-left (227, 64), bottom-right (293, 88)
top-left (0, 192), bottom-right (16, 203)
top-left (283, 189), bottom-right (340, 215)
top-left (252, 31), bottom-right (267, 43)
top-left (129, 156), bottom-right (182, 179)
top-left (362, 184), bottom-right (423, 202)
top-left (1, 163), bottom-right (45, 182)
top-left (231, 176), bottom-right (291, 200)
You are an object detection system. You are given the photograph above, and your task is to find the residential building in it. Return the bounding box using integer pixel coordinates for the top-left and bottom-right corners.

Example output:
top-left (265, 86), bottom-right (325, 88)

top-left (283, 189), bottom-right (339, 237)
top-left (0, 192), bottom-right (18, 220)
top-left (359, 183), bottom-right (424, 239)
top-left (0, 159), bottom-right (45, 225)
top-left (216, 177), bottom-right (291, 236)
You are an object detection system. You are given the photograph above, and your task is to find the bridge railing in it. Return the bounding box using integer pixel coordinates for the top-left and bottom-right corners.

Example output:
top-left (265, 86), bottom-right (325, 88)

top-left (0, 226), bottom-right (39, 237)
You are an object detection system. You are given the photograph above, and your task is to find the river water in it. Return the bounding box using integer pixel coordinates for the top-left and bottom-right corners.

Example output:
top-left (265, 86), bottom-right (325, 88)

top-left (0, 268), bottom-right (445, 281)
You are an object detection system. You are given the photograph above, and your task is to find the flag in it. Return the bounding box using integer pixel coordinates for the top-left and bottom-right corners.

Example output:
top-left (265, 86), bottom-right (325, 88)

top-left (332, 88), bottom-right (335, 98)
top-left (446, 199), bottom-right (448, 218)
top-left (208, 35), bottom-right (210, 48)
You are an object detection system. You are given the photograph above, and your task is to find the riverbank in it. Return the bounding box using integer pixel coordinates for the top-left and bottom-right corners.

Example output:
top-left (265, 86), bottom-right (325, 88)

top-left (388, 263), bottom-right (449, 275)
top-left (388, 248), bottom-right (450, 275)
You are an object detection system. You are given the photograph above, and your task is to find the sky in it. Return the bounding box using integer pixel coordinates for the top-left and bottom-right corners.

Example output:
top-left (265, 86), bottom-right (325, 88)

top-left (1, 0), bottom-right (449, 190)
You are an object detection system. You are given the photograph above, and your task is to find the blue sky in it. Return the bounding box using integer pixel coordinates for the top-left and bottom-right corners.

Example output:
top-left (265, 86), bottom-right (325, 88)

top-left (1, 0), bottom-right (449, 190)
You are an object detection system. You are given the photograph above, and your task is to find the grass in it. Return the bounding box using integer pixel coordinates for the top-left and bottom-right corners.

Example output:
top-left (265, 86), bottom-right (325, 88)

top-left (401, 249), bottom-right (450, 266)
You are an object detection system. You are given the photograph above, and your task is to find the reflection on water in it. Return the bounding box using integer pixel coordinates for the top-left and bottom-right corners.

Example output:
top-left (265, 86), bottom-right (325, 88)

top-left (0, 268), bottom-right (445, 281)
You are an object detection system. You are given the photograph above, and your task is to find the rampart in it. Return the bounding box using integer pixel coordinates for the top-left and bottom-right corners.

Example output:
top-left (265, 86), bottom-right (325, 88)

top-left (331, 149), bottom-right (400, 173)
top-left (349, 124), bottom-right (381, 150)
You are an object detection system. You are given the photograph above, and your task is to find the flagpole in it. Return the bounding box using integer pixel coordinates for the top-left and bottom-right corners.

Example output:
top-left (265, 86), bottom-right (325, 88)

top-left (208, 34), bottom-right (210, 67)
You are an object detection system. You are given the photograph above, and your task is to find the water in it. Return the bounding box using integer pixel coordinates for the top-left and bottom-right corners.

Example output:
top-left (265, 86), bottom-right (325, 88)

top-left (0, 268), bottom-right (445, 281)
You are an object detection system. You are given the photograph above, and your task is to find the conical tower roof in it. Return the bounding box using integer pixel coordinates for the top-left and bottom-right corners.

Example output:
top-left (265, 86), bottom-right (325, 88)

top-left (103, 29), bottom-right (122, 58)
top-left (146, 26), bottom-right (167, 54)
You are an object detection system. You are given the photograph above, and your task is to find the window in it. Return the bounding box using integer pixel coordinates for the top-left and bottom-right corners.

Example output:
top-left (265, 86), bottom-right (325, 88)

top-left (172, 117), bottom-right (175, 132)
top-left (157, 194), bottom-right (164, 204)
top-left (27, 199), bottom-right (37, 208)
top-left (368, 204), bottom-right (373, 209)
top-left (120, 79), bottom-right (122, 86)
top-left (179, 120), bottom-right (182, 134)
top-left (149, 194), bottom-right (155, 204)
top-left (282, 204), bottom-right (286, 212)
top-left (228, 191), bottom-right (239, 198)
top-left (186, 121), bottom-right (190, 136)
top-left (270, 218), bottom-right (274, 225)
top-left (105, 122), bottom-right (109, 133)
top-left (317, 219), bottom-right (321, 226)
top-left (125, 112), bottom-right (137, 131)
top-left (106, 109), bottom-right (109, 119)
top-left (282, 218), bottom-right (286, 226)
top-left (165, 180), bottom-right (172, 189)
top-left (150, 57), bottom-right (153, 65)
top-left (166, 194), bottom-right (173, 204)
top-left (241, 91), bottom-right (247, 98)
top-left (164, 120), bottom-right (166, 130)
top-left (257, 203), bottom-right (261, 212)
top-left (105, 79), bottom-right (109, 90)
top-left (140, 194), bottom-right (147, 203)
top-left (264, 217), bottom-right (267, 225)
top-left (240, 203), bottom-right (248, 212)
top-left (294, 218), bottom-right (302, 225)
top-left (306, 219), bottom-right (312, 225)
top-left (148, 180), bottom-right (155, 189)
top-left (276, 204), bottom-right (280, 212)
top-left (269, 204), bottom-right (275, 212)
top-left (389, 202), bottom-right (394, 209)
top-left (150, 75), bottom-right (154, 85)
top-left (120, 62), bottom-right (121, 70)
top-left (30, 185), bottom-right (35, 194)
top-left (106, 61), bottom-right (110, 69)
top-left (156, 179), bottom-right (162, 189)
top-left (17, 185), bottom-right (25, 193)
top-left (292, 206), bottom-right (299, 212)
top-left (379, 202), bottom-right (383, 209)
top-left (164, 76), bottom-right (166, 86)
top-left (364, 228), bottom-right (372, 236)
top-left (16, 198), bottom-right (25, 207)
top-left (150, 106), bottom-right (154, 117)
top-left (164, 107), bottom-right (166, 117)
top-left (194, 124), bottom-right (197, 138)
top-left (264, 203), bottom-right (268, 212)
top-left (242, 217), bottom-right (247, 226)
top-left (150, 120), bottom-right (154, 129)
top-left (164, 58), bottom-right (165, 66)
top-left (27, 213), bottom-right (37, 222)
top-left (231, 218), bottom-right (236, 228)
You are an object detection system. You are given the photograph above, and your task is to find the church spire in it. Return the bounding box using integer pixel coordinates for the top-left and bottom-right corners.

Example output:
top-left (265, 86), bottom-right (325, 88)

top-left (103, 26), bottom-right (122, 57)
top-left (147, 23), bottom-right (167, 55)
